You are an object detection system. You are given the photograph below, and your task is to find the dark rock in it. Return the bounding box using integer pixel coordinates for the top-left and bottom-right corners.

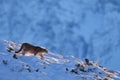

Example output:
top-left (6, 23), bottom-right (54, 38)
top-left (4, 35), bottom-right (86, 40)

top-left (75, 64), bottom-right (81, 67)
top-left (66, 68), bottom-right (69, 71)
top-left (85, 58), bottom-right (89, 64)
top-left (2, 60), bottom-right (8, 65)
top-left (70, 69), bottom-right (78, 74)
top-left (35, 69), bottom-right (39, 72)
top-left (26, 65), bottom-right (31, 72)
top-left (7, 47), bottom-right (14, 52)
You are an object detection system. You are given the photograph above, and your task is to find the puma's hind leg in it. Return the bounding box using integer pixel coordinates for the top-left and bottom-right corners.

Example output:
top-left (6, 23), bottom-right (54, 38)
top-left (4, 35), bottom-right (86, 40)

top-left (13, 53), bottom-right (18, 59)
top-left (13, 50), bottom-right (24, 59)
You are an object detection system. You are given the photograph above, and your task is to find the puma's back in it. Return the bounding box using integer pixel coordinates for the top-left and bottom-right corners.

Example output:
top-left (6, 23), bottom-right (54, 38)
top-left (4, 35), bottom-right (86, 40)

top-left (20, 43), bottom-right (39, 54)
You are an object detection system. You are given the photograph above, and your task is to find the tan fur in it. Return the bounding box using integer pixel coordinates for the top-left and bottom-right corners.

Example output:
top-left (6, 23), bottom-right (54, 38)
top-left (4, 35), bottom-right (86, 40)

top-left (14, 43), bottom-right (48, 59)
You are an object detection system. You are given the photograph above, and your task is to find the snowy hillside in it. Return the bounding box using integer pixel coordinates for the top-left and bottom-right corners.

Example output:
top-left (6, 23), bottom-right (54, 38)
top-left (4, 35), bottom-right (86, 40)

top-left (0, 0), bottom-right (120, 70)
top-left (0, 41), bottom-right (120, 80)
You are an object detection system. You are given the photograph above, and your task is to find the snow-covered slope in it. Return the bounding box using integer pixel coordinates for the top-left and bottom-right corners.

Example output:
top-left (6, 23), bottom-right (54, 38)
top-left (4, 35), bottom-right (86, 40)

top-left (0, 0), bottom-right (120, 70)
top-left (0, 41), bottom-right (120, 80)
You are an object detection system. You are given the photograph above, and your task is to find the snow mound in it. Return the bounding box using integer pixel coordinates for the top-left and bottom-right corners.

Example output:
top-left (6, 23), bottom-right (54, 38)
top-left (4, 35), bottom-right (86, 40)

top-left (0, 41), bottom-right (120, 80)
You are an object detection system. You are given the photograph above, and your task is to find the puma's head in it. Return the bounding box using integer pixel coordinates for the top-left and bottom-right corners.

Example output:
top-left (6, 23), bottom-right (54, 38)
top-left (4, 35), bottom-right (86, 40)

top-left (43, 49), bottom-right (48, 54)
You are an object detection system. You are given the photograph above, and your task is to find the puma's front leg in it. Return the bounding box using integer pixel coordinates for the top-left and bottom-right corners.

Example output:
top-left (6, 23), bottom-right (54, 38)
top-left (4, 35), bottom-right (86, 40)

top-left (39, 53), bottom-right (44, 60)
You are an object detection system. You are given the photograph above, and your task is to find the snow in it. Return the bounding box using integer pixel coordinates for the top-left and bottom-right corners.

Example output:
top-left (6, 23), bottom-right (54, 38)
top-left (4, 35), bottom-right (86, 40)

top-left (0, 41), bottom-right (120, 80)
top-left (0, 0), bottom-right (120, 73)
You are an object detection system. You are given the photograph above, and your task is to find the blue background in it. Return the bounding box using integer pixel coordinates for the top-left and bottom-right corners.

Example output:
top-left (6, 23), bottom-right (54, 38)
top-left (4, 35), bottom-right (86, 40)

top-left (0, 0), bottom-right (120, 70)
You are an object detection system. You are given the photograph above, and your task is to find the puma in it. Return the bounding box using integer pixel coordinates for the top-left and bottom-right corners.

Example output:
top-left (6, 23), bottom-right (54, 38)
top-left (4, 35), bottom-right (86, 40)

top-left (13, 43), bottom-right (48, 59)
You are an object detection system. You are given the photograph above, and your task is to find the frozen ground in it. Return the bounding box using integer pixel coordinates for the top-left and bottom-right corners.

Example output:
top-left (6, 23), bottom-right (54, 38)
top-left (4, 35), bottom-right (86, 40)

top-left (0, 41), bottom-right (120, 80)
